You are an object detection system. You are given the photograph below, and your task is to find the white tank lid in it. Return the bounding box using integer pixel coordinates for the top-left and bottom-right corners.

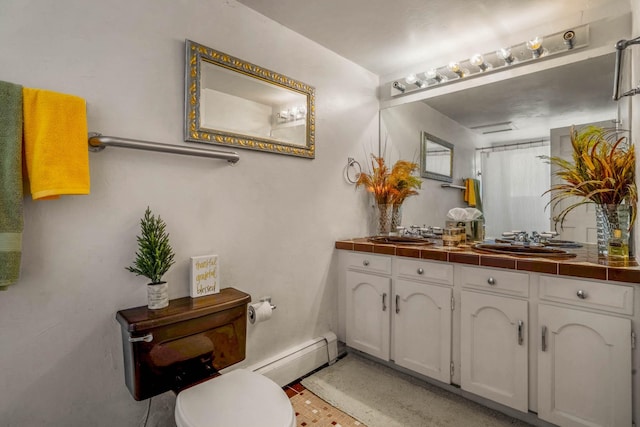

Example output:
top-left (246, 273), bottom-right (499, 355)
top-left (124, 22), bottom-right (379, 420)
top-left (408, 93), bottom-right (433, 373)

top-left (175, 369), bottom-right (295, 427)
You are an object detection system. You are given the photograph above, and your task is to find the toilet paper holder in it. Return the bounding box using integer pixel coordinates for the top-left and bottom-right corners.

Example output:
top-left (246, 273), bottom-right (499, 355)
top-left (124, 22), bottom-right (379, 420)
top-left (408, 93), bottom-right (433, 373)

top-left (260, 296), bottom-right (277, 310)
top-left (248, 296), bottom-right (277, 324)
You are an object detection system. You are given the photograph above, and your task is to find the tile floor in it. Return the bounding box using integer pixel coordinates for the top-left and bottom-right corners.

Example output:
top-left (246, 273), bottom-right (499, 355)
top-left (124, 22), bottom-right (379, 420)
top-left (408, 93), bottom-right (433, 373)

top-left (284, 381), bottom-right (366, 427)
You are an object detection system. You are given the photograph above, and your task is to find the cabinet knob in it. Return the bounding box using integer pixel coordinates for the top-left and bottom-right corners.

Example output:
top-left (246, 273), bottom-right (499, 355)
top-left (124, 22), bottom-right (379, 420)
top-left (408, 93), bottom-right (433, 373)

top-left (363, 260), bottom-right (370, 266)
top-left (487, 277), bottom-right (496, 285)
top-left (576, 289), bottom-right (587, 299)
top-left (417, 268), bottom-right (424, 275)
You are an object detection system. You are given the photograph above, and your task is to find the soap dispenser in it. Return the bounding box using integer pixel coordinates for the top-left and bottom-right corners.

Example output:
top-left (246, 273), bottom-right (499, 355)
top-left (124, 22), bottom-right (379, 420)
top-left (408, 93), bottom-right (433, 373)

top-left (608, 228), bottom-right (629, 260)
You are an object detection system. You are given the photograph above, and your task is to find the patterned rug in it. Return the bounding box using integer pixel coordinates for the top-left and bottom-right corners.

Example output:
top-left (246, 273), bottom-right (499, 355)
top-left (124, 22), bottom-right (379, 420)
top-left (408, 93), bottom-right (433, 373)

top-left (290, 389), bottom-right (366, 427)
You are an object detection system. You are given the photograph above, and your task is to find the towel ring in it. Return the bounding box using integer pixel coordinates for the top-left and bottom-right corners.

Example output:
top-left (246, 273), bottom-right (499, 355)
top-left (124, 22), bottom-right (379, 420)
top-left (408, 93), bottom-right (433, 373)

top-left (345, 157), bottom-right (362, 184)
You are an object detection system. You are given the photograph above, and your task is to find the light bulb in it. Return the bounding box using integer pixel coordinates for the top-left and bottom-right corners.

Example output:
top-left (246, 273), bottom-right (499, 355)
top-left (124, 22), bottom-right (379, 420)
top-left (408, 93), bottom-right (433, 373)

top-left (469, 54), bottom-right (481, 66)
top-left (424, 68), bottom-right (447, 83)
top-left (447, 62), bottom-right (466, 78)
top-left (470, 54), bottom-right (491, 71)
top-left (526, 36), bottom-right (543, 50)
top-left (392, 81), bottom-right (406, 93)
top-left (563, 30), bottom-right (575, 49)
top-left (527, 36), bottom-right (546, 58)
top-left (405, 74), bottom-right (418, 84)
top-left (496, 47), bottom-right (515, 64)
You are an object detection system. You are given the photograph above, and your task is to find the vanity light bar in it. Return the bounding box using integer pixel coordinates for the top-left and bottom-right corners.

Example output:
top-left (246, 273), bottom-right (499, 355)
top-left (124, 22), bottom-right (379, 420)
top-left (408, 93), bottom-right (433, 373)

top-left (391, 24), bottom-right (590, 97)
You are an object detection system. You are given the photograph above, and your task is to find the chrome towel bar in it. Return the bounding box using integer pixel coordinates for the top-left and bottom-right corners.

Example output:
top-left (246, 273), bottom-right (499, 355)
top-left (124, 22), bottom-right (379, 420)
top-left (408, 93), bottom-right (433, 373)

top-left (88, 132), bottom-right (240, 164)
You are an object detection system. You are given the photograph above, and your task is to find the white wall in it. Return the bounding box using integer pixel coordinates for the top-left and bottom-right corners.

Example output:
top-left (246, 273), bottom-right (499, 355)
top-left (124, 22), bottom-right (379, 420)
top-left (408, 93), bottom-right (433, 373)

top-left (0, 1), bottom-right (379, 425)
top-left (380, 102), bottom-right (483, 228)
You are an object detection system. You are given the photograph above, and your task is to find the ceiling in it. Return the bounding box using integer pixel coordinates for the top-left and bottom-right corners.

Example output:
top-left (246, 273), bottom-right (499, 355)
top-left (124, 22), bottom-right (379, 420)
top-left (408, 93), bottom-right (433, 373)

top-left (237, 0), bottom-right (623, 143)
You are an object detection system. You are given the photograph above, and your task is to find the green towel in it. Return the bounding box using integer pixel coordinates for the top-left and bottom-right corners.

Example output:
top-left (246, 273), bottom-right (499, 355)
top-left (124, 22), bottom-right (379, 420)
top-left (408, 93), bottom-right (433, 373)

top-left (472, 178), bottom-right (483, 215)
top-left (0, 80), bottom-right (23, 290)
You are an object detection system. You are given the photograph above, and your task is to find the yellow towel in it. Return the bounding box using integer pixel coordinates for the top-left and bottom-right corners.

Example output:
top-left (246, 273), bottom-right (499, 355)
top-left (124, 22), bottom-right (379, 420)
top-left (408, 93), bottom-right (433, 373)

top-left (22, 88), bottom-right (89, 200)
top-left (464, 178), bottom-right (477, 207)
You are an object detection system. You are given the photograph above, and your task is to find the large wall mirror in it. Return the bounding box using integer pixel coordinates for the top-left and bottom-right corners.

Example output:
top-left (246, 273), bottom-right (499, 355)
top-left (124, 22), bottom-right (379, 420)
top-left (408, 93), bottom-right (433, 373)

top-left (380, 52), bottom-right (623, 239)
top-left (421, 132), bottom-right (453, 183)
top-left (184, 40), bottom-right (316, 158)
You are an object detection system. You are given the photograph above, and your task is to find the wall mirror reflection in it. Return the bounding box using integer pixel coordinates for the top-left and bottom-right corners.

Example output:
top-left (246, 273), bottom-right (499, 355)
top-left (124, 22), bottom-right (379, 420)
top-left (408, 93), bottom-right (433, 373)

top-left (184, 39), bottom-right (316, 158)
top-left (421, 132), bottom-right (453, 183)
top-left (380, 52), bottom-right (624, 240)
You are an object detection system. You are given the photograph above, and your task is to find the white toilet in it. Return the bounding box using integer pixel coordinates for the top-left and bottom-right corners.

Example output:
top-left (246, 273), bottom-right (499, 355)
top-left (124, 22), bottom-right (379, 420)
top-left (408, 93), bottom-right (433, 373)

top-left (116, 288), bottom-right (296, 427)
top-left (175, 369), bottom-right (296, 427)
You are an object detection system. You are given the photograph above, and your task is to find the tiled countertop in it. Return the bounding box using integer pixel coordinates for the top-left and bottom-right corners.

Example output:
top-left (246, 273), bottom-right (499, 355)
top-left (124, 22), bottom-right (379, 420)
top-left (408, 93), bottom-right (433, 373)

top-left (335, 237), bottom-right (640, 285)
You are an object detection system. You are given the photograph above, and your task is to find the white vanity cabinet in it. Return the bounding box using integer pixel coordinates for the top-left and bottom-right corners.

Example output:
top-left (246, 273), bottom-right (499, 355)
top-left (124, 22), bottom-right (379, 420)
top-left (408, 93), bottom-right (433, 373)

top-left (344, 252), bottom-right (453, 382)
top-left (345, 253), bottom-right (392, 360)
top-left (338, 248), bottom-right (638, 427)
top-left (393, 258), bottom-right (453, 383)
top-left (458, 266), bottom-right (529, 412)
top-left (537, 276), bottom-right (633, 427)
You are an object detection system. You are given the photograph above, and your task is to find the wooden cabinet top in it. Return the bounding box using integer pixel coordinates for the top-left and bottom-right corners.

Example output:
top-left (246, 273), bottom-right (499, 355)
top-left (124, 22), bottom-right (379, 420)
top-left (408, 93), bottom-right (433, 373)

top-left (116, 287), bottom-right (251, 333)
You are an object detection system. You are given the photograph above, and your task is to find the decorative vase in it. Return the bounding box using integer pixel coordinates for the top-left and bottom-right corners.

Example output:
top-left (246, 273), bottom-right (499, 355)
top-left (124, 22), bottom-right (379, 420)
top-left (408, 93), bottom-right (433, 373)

top-left (391, 204), bottom-right (403, 233)
top-left (375, 203), bottom-right (392, 235)
top-left (147, 282), bottom-right (169, 309)
top-left (595, 204), bottom-right (631, 257)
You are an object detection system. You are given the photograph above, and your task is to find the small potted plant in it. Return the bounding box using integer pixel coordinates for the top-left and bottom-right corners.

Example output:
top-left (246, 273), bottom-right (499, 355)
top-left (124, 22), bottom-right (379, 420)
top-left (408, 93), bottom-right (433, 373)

top-left (126, 207), bottom-right (176, 309)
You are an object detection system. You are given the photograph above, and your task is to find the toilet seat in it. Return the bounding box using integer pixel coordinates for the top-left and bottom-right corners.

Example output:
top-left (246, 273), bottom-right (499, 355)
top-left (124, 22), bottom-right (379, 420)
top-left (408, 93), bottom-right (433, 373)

top-left (175, 369), bottom-right (296, 427)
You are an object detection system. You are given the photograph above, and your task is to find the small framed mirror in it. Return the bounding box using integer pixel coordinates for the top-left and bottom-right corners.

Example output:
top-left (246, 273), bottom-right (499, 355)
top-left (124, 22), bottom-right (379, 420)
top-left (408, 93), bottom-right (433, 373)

top-left (184, 40), bottom-right (315, 158)
top-left (421, 131), bottom-right (453, 182)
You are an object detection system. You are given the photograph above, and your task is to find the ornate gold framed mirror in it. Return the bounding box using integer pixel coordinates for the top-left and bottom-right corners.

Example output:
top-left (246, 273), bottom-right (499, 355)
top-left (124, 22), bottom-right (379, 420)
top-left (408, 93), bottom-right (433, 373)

top-left (184, 40), bottom-right (316, 158)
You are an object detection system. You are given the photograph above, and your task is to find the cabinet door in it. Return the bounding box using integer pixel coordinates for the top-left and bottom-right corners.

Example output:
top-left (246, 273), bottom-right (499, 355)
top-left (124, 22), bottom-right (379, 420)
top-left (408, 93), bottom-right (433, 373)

top-left (461, 290), bottom-right (528, 412)
top-left (345, 271), bottom-right (391, 360)
top-left (538, 304), bottom-right (631, 427)
top-left (393, 279), bottom-right (452, 383)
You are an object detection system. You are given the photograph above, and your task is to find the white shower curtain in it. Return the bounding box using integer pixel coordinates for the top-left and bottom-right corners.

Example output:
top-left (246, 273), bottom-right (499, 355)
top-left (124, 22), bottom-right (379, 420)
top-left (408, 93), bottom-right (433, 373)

top-left (481, 145), bottom-right (550, 239)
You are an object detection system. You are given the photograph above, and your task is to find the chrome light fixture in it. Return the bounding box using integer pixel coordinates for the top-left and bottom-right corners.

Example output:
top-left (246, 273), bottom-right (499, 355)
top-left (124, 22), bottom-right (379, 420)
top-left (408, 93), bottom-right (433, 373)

top-left (391, 24), bottom-right (589, 97)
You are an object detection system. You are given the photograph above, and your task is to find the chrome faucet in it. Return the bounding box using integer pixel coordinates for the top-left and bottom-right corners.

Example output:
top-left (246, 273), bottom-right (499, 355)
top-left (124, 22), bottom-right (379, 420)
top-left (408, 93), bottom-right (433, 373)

top-left (502, 230), bottom-right (558, 245)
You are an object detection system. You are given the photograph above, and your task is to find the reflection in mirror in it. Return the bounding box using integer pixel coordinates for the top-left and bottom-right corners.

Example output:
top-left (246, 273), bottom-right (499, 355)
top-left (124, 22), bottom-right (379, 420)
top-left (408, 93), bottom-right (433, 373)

top-left (185, 40), bottom-right (315, 158)
top-left (383, 53), bottom-right (622, 237)
top-left (421, 132), bottom-right (453, 183)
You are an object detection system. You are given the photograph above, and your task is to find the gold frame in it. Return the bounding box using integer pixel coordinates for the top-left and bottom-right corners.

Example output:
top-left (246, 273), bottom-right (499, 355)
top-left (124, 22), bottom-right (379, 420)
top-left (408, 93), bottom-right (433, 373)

top-left (184, 39), bottom-right (316, 158)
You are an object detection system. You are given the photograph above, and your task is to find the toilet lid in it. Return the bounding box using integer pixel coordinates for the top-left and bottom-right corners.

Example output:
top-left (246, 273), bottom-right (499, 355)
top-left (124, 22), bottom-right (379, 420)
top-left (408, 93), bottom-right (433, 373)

top-left (175, 369), bottom-right (295, 427)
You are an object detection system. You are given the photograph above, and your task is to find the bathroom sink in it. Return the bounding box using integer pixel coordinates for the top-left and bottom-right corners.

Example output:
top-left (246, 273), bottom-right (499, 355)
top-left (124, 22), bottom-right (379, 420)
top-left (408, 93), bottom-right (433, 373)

top-left (368, 236), bottom-right (434, 245)
top-left (472, 243), bottom-right (577, 258)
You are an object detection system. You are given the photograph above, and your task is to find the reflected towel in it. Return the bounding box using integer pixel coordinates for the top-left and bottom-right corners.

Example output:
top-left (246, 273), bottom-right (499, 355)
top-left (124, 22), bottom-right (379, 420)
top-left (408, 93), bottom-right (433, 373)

top-left (464, 178), bottom-right (483, 213)
top-left (22, 88), bottom-right (89, 200)
top-left (464, 178), bottom-right (476, 206)
top-left (0, 81), bottom-right (24, 289)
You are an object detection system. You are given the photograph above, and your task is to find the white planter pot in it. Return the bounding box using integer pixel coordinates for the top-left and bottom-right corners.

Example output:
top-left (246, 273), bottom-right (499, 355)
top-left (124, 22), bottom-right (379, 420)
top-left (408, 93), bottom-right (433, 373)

top-left (147, 282), bottom-right (169, 309)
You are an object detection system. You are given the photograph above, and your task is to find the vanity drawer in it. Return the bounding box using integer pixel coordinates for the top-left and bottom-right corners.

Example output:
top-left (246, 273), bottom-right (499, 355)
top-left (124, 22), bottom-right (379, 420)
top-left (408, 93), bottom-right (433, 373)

top-left (396, 257), bottom-right (453, 285)
top-left (459, 266), bottom-right (529, 297)
top-left (539, 275), bottom-right (634, 315)
top-left (346, 252), bottom-right (391, 275)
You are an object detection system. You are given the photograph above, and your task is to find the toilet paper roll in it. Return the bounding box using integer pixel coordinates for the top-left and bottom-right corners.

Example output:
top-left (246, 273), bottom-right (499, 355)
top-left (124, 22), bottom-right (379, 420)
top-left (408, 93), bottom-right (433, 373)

top-left (248, 301), bottom-right (273, 324)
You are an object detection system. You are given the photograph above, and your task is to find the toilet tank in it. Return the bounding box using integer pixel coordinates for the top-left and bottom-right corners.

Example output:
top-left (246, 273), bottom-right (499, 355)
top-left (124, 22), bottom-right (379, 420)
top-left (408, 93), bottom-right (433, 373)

top-left (116, 287), bottom-right (251, 400)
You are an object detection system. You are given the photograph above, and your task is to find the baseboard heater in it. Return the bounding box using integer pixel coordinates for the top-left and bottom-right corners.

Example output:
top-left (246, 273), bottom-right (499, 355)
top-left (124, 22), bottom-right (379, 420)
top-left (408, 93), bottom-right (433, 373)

top-left (243, 332), bottom-right (339, 387)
